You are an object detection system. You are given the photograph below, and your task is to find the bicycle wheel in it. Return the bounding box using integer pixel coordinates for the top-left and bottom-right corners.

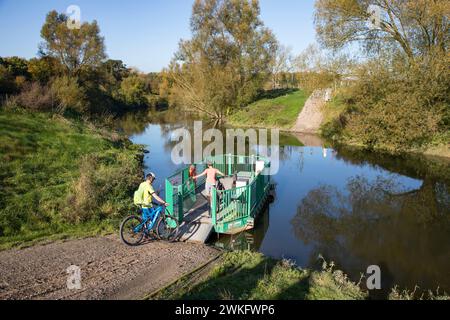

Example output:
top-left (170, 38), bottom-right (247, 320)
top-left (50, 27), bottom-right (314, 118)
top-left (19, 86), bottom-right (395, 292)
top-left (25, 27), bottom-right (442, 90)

top-left (120, 215), bottom-right (145, 246)
top-left (156, 215), bottom-right (180, 242)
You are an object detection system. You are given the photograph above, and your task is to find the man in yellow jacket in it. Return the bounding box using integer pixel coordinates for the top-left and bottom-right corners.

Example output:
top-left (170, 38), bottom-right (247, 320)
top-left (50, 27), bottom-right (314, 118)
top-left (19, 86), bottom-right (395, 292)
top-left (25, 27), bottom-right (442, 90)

top-left (135, 173), bottom-right (169, 209)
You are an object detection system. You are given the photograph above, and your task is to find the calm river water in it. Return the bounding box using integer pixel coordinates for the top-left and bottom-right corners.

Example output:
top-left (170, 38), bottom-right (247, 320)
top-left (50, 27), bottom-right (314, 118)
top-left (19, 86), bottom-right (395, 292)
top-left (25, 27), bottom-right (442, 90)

top-left (118, 112), bottom-right (450, 296)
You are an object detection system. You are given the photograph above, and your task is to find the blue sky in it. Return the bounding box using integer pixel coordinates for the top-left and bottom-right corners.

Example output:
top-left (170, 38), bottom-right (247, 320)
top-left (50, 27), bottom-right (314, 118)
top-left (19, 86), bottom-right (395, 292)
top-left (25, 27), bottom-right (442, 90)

top-left (0, 0), bottom-right (317, 72)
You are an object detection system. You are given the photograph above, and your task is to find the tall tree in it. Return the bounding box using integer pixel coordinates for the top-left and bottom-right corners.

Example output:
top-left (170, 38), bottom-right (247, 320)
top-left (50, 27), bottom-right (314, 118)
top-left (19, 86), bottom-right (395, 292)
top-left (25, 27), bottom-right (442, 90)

top-left (271, 45), bottom-right (294, 89)
top-left (315, 0), bottom-right (449, 60)
top-left (40, 10), bottom-right (106, 77)
top-left (169, 0), bottom-right (278, 119)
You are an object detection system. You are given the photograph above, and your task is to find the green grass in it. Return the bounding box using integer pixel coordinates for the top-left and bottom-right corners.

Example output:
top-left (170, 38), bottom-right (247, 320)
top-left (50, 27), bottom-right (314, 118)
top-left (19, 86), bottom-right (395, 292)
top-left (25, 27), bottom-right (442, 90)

top-left (319, 94), bottom-right (348, 141)
top-left (153, 251), bottom-right (367, 300)
top-left (321, 95), bottom-right (347, 126)
top-left (0, 109), bottom-right (143, 249)
top-left (228, 89), bottom-right (309, 130)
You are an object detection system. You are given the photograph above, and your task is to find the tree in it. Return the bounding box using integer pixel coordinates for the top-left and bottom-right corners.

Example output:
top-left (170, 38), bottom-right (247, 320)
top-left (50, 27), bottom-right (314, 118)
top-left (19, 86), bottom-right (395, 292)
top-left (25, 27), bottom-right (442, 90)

top-left (169, 0), bottom-right (278, 119)
top-left (0, 64), bottom-right (15, 95)
top-left (314, 1), bottom-right (449, 152)
top-left (271, 45), bottom-right (294, 89)
top-left (101, 59), bottom-right (130, 83)
top-left (0, 56), bottom-right (30, 78)
top-left (27, 56), bottom-right (62, 84)
top-left (315, 0), bottom-right (449, 60)
top-left (294, 44), bottom-right (354, 91)
top-left (119, 75), bottom-right (148, 106)
top-left (40, 10), bottom-right (106, 77)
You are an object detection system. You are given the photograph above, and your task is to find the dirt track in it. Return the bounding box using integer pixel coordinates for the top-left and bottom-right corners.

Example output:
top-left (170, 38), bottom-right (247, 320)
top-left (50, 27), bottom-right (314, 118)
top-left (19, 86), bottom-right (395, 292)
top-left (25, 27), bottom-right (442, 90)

top-left (0, 235), bottom-right (220, 300)
top-left (291, 90), bottom-right (327, 134)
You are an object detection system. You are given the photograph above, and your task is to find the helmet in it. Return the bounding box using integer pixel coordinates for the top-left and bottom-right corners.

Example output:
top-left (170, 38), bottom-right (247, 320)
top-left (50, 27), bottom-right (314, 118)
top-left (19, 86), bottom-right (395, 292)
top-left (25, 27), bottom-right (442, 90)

top-left (146, 172), bottom-right (156, 180)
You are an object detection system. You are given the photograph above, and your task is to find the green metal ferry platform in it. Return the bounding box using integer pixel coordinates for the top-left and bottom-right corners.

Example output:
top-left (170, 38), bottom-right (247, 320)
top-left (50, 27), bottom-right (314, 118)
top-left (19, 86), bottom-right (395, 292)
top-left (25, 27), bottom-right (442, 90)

top-left (165, 155), bottom-right (274, 243)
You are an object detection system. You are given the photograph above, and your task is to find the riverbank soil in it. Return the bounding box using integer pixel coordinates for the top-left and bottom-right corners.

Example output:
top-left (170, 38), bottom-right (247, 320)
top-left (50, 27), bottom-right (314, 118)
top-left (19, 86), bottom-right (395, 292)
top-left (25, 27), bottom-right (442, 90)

top-left (0, 235), bottom-right (219, 300)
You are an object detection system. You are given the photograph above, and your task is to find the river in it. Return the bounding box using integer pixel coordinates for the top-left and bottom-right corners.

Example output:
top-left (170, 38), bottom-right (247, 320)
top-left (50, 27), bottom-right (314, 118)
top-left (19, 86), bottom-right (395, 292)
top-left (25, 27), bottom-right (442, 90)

top-left (117, 111), bottom-right (450, 297)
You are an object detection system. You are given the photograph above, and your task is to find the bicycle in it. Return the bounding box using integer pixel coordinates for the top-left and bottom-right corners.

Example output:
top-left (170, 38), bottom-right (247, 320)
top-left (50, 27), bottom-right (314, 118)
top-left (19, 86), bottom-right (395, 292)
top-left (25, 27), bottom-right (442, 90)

top-left (120, 203), bottom-right (180, 246)
top-left (215, 176), bottom-right (226, 208)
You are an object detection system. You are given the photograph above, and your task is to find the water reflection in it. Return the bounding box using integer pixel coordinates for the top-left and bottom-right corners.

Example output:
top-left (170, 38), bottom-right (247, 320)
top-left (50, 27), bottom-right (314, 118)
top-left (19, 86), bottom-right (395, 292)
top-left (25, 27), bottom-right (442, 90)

top-left (214, 208), bottom-right (271, 251)
top-left (118, 114), bottom-right (450, 294)
top-left (292, 175), bottom-right (450, 293)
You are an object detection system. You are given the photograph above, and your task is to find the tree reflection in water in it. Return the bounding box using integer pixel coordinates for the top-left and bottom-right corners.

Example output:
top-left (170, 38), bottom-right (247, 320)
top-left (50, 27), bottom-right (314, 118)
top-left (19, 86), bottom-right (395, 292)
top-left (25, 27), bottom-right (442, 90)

top-left (292, 175), bottom-right (450, 294)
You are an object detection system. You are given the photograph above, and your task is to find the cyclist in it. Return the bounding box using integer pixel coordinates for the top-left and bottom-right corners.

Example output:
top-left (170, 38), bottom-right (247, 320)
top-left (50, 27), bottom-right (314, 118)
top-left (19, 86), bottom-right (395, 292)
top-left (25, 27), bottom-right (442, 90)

top-left (135, 173), bottom-right (169, 216)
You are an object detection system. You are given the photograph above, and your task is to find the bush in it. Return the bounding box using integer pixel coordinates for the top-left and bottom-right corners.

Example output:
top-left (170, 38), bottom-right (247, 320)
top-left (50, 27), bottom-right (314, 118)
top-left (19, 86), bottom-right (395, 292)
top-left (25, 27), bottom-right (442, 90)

top-left (0, 65), bottom-right (18, 95)
top-left (337, 54), bottom-right (449, 153)
top-left (15, 82), bottom-right (55, 111)
top-left (64, 149), bottom-right (142, 224)
top-left (51, 76), bottom-right (87, 113)
top-left (64, 156), bottom-right (99, 223)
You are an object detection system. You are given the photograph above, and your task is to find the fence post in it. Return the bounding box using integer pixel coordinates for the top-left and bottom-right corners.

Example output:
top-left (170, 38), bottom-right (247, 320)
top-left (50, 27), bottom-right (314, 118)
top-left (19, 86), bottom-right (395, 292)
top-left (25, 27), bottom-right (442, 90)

top-left (165, 179), bottom-right (173, 217)
top-left (247, 185), bottom-right (252, 217)
top-left (177, 185), bottom-right (183, 223)
top-left (211, 187), bottom-right (217, 225)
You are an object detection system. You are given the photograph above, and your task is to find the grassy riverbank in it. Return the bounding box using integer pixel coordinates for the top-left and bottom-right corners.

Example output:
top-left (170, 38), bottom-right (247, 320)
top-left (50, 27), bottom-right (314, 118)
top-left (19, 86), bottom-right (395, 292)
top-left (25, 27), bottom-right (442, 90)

top-left (152, 251), bottom-right (449, 300)
top-left (153, 251), bottom-right (367, 300)
top-left (0, 110), bottom-right (144, 250)
top-left (227, 89), bottom-right (308, 130)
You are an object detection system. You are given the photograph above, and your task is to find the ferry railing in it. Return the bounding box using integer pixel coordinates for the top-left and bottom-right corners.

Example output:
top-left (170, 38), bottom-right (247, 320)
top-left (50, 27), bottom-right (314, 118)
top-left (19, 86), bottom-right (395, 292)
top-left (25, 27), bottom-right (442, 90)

top-left (213, 161), bottom-right (271, 227)
top-left (166, 154), bottom-right (270, 226)
top-left (214, 185), bottom-right (250, 225)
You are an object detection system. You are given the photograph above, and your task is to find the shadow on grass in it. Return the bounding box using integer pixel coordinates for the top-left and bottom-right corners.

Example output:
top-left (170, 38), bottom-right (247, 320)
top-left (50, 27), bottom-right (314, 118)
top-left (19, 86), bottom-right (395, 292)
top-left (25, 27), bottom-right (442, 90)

top-left (177, 254), bottom-right (311, 300)
top-left (257, 88), bottom-right (299, 101)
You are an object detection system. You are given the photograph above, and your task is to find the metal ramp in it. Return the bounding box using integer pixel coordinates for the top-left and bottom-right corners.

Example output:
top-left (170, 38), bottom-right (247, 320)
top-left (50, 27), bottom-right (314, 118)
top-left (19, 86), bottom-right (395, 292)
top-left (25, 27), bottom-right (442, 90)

top-left (178, 177), bottom-right (236, 243)
top-left (178, 196), bottom-right (213, 244)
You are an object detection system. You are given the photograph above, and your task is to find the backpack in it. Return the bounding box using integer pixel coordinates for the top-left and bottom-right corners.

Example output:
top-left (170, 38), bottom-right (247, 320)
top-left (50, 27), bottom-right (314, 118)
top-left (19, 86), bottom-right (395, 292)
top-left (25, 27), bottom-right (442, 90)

top-left (133, 184), bottom-right (144, 206)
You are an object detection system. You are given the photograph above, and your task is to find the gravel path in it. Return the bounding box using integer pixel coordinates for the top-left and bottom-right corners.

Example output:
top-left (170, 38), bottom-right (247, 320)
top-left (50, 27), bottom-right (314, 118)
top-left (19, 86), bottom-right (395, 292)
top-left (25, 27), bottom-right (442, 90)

top-left (0, 235), bottom-right (220, 300)
top-left (291, 89), bottom-right (328, 134)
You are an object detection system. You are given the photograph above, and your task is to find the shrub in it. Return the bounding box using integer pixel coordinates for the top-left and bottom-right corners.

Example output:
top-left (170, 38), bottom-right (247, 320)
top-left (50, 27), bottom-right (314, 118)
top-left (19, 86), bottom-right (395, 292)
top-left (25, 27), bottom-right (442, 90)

top-left (0, 65), bottom-right (17, 95)
top-left (15, 82), bottom-right (55, 111)
top-left (64, 148), bottom-right (142, 224)
top-left (51, 76), bottom-right (87, 113)
top-left (64, 155), bottom-right (99, 223)
top-left (338, 54), bottom-right (449, 153)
